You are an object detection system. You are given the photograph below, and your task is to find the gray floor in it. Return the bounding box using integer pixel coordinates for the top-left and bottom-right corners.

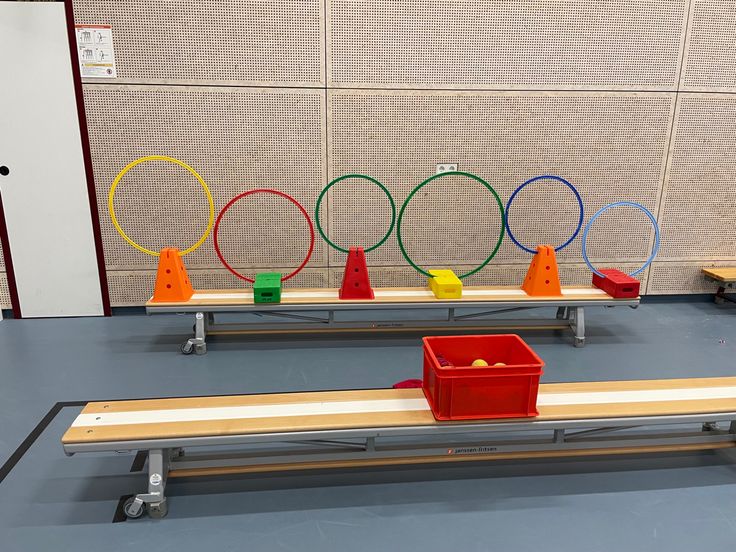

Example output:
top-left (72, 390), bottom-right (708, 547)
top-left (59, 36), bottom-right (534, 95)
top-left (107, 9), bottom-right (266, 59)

top-left (0, 299), bottom-right (735, 551)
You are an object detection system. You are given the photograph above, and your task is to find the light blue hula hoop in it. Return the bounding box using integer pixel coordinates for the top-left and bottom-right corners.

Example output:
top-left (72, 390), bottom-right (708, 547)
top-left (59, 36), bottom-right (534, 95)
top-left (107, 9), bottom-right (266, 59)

top-left (582, 201), bottom-right (660, 278)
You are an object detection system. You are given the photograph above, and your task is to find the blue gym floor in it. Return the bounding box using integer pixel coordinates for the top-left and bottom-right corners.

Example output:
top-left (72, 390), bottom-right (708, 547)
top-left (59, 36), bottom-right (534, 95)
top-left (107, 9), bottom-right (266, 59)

top-left (1, 299), bottom-right (735, 551)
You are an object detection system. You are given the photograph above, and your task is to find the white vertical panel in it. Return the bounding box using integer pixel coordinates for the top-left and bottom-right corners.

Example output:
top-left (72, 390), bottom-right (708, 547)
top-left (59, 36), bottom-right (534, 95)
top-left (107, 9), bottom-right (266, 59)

top-left (0, 3), bottom-right (103, 317)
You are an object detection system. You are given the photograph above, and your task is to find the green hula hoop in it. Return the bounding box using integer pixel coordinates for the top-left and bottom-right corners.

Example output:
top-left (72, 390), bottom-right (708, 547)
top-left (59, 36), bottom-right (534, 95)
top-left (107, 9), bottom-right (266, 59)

top-left (315, 174), bottom-right (396, 254)
top-left (396, 171), bottom-right (505, 279)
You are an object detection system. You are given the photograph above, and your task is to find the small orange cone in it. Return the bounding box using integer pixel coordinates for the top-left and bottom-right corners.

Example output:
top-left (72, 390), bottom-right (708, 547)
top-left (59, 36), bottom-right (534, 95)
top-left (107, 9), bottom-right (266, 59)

top-left (151, 248), bottom-right (194, 302)
top-left (521, 245), bottom-right (562, 296)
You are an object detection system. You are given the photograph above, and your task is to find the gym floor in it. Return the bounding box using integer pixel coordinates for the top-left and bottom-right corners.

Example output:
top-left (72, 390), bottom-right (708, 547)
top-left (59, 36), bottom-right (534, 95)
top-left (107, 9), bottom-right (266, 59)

top-left (1, 298), bottom-right (735, 551)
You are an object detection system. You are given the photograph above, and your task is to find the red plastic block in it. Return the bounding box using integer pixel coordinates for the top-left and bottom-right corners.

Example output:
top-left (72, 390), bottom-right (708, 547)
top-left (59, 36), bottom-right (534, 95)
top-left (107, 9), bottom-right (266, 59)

top-left (592, 269), bottom-right (640, 298)
top-left (339, 247), bottom-right (374, 300)
top-left (422, 334), bottom-right (544, 421)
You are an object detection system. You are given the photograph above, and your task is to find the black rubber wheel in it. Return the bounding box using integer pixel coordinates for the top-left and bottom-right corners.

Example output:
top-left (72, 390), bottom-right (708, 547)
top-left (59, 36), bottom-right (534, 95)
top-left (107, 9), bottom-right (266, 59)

top-left (123, 497), bottom-right (145, 519)
top-left (180, 341), bottom-right (194, 355)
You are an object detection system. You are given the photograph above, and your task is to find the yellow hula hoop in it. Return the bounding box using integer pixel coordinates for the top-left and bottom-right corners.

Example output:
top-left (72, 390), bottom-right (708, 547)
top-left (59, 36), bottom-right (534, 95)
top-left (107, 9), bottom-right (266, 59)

top-left (108, 155), bottom-right (215, 257)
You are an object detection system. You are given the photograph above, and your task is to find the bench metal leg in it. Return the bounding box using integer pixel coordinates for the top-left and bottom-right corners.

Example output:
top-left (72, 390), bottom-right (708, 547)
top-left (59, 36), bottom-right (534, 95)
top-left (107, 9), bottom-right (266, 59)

top-left (715, 286), bottom-right (726, 304)
top-left (570, 306), bottom-right (585, 347)
top-left (715, 284), bottom-right (735, 304)
top-left (123, 448), bottom-right (170, 519)
top-left (181, 312), bottom-right (207, 355)
top-left (146, 448), bottom-right (169, 518)
top-left (553, 429), bottom-right (565, 443)
top-left (556, 306), bottom-right (568, 320)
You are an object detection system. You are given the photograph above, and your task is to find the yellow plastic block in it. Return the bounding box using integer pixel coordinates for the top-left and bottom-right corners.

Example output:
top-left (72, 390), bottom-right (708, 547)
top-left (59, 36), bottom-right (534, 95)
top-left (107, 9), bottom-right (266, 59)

top-left (428, 269), bottom-right (463, 299)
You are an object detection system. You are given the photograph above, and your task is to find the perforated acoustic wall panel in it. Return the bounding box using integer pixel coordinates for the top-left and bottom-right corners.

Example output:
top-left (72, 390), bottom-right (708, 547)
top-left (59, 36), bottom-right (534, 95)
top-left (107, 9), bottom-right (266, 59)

top-left (681, 1), bottom-right (736, 92)
top-left (72, 0), bottom-right (736, 304)
top-left (0, 273), bottom-right (9, 309)
top-left (327, 91), bottom-right (672, 273)
top-left (330, 264), bottom-right (649, 291)
top-left (73, 0), bottom-right (324, 86)
top-left (657, 94), bottom-right (736, 262)
top-left (0, 246), bottom-right (7, 308)
top-left (328, 0), bottom-right (688, 90)
top-left (82, 84), bottom-right (325, 304)
top-left (648, 262), bottom-right (736, 295)
top-left (107, 269), bottom-right (329, 305)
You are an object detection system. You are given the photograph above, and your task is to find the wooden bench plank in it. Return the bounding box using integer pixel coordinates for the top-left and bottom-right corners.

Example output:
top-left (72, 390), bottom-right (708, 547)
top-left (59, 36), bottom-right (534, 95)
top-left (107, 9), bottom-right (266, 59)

top-left (62, 377), bottom-right (736, 445)
top-left (702, 268), bottom-right (736, 282)
top-left (145, 285), bottom-right (619, 307)
top-left (77, 377), bottom-right (736, 414)
top-left (81, 388), bottom-right (421, 414)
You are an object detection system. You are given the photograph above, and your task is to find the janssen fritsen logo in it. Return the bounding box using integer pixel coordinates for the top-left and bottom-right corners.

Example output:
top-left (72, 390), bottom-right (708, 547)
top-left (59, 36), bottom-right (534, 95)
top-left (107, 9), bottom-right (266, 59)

top-left (447, 446), bottom-right (498, 455)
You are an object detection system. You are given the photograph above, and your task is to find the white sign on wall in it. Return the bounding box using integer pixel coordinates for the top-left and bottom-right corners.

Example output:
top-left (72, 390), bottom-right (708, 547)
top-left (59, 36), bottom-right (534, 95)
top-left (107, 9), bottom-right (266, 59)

top-left (75, 24), bottom-right (117, 78)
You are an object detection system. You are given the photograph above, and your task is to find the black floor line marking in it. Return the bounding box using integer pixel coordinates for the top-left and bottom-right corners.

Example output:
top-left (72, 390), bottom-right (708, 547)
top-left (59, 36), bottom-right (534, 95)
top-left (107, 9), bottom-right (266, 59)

top-left (113, 494), bottom-right (135, 523)
top-left (130, 450), bottom-right (148, 472)
top-left (2, 386), bottom-right (382, 478)
top-left (0, 401), bottom-right (85, 485)
top-left (2, 391), bottom-right (735, 522)
top-left (1, 389), bottom-right (380, 485)
top-left (0, 391), bottom-right (399, 522)
top-left (0, 382), bottom-right (544, 485)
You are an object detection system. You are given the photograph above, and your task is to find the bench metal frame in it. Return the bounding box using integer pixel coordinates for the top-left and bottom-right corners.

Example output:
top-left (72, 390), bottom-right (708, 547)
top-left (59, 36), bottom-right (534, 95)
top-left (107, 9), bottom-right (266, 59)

top-left (715, 282), bottom-right (735, 305)
top-left (64, 411), bottom-right (736, 519)
top-left (702, 272), bottom-right (736, 304)
top-left (146, 297), bottom-right (640, 354)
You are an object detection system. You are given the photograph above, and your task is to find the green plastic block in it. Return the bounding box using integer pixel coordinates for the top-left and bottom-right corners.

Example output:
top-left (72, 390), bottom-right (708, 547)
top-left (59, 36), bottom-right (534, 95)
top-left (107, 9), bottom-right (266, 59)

top-left (254, 272), bottom-right (282, 303)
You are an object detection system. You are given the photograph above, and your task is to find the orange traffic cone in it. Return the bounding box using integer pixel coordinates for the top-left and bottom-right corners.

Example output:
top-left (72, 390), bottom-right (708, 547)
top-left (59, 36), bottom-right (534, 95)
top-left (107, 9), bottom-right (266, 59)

top-left (151, 248), bottom-right (194, 302)
top-left (521, 245), bottom-right (562, 296)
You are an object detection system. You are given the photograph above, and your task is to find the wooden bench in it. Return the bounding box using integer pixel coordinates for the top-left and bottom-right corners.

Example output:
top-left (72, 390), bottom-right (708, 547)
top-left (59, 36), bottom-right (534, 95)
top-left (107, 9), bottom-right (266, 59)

top-left (63, 376), bottom-right (736, 519)
top-left (702, 268), bottom-right (736, 304)
top-left (145, 285), bottom-right (640, 354)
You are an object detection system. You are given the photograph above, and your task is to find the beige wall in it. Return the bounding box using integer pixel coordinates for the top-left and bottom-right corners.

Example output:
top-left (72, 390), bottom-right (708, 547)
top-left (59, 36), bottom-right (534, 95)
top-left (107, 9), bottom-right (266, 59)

top-left (8, 0), bottom-right (725, 307)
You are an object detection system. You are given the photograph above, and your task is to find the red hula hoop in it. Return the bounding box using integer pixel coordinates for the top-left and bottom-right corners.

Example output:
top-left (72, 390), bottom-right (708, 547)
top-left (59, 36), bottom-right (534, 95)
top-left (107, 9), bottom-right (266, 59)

top-left (213, 189), bottom-right (315, 283)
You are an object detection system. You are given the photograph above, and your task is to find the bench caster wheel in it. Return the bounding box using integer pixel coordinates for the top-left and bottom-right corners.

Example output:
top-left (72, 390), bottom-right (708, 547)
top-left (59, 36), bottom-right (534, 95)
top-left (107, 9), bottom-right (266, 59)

top-left (123, 497), bottom-right (145, 520)
top-left (148, 499), bottom-right (168, 519)
top-left (181, 341), bottom-right (194, 355)
top-left (194, 343), bottom-right (207, 355)
top-left (574, 337), bottom-right (585, 348)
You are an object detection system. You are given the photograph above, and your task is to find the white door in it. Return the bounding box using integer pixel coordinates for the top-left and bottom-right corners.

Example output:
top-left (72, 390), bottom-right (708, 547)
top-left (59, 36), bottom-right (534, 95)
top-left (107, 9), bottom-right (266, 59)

top-left (0, 2), bottom-right (104, 317)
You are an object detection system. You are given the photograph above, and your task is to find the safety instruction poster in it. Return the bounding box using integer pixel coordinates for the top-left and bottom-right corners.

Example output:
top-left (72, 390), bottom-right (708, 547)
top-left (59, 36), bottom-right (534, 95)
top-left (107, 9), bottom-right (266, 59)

top-left (75, 25), bottom-right (117, 78)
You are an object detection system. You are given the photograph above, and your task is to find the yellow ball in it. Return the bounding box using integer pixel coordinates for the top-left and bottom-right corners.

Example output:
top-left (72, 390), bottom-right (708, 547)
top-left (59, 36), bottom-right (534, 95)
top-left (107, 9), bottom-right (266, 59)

top-left (471, 358), bottom-right (488, 366)
top-left (493, 362), bottom-right (507, 367)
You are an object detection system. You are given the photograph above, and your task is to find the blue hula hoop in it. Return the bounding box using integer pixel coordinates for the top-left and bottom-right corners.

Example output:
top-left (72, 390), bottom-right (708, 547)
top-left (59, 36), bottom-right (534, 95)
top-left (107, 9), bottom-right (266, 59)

top-left (505, 175), bottom-right (584, 254)
top-left (581, 201), bottom-right (660, 278)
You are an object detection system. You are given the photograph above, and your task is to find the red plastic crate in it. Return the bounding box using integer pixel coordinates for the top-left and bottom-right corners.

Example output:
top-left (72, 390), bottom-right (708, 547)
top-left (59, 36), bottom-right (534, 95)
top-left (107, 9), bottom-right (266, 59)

top-left (592, 269), bottom-right (640, 298)
top-left (422, 334), bottom-right (544, 420)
